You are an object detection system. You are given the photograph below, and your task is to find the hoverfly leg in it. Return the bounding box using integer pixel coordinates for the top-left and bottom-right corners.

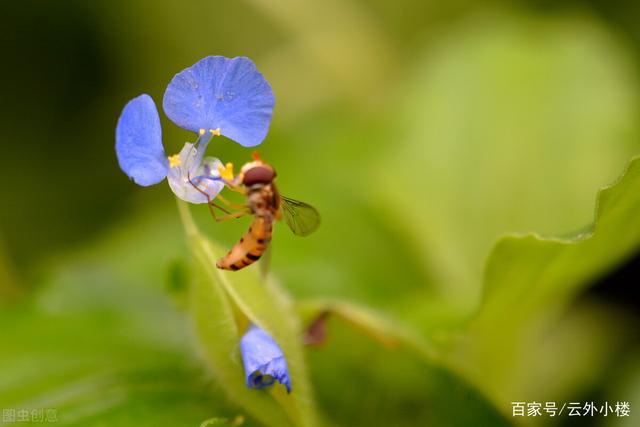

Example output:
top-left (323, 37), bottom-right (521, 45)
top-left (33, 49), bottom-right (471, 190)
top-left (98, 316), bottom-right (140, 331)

top-left (213, 210), bottom-right (249, 222)
top-left (215, 193), bottom-right (247, 210)
top-left (187, 172), bottom-right (228, 217)
top-left (187, 172), bottom-right (248, 222)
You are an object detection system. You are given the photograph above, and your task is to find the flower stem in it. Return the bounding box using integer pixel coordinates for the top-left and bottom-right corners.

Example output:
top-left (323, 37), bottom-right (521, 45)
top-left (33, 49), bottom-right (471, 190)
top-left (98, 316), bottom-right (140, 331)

top-left (176, 198), bottom-right (199, 238)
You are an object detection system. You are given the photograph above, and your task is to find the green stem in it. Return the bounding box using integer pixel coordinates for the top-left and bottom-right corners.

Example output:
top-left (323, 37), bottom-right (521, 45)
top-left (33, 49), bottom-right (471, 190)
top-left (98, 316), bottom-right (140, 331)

top-left (176, 198), bottom-right (199, 238)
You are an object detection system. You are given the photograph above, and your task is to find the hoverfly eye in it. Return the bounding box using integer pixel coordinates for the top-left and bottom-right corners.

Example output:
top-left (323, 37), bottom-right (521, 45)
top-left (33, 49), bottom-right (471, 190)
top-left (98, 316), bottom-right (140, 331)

top-left (242, 166), bottom-right (275, 185)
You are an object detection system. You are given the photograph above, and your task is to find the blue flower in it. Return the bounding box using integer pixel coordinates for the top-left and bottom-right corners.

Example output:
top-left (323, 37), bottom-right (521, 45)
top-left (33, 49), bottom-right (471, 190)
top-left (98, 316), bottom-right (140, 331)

top-left (115, 56), bottom-right (275, 201)
top-left (240, 325), bottom-right (292, 393)
top-left (115, 94), bottom-right (223, 203)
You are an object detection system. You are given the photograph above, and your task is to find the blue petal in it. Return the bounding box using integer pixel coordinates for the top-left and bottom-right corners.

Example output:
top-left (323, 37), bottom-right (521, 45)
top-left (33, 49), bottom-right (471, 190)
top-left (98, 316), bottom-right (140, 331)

top-left (162, 56), bottom-right (275, 147)
top-left (240, 325), bottom-right (292, 393)
top-left (116, 94), bottom-right (168, 186)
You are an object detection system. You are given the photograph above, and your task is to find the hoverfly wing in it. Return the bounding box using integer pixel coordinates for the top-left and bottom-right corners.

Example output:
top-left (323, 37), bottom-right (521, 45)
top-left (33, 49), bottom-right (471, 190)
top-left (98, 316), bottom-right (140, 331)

top-left (280, 196), bottom-right (320, 236)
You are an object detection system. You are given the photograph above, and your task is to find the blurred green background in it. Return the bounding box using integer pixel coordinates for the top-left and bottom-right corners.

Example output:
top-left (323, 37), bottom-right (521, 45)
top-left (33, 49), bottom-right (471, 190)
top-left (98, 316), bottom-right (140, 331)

top-left (1, 0), bottom-right (640, 426)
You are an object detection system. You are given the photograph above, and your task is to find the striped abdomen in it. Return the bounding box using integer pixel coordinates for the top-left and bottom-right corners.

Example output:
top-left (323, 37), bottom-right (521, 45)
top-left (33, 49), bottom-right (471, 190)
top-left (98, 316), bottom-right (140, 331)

top-left (216, 215), bottom-right (273, 271)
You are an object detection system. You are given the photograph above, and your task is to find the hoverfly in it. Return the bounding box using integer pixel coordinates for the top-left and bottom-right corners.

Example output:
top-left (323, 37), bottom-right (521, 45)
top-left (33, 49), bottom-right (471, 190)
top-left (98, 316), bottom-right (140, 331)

top-left (189, 152), bottom-right (320, 272)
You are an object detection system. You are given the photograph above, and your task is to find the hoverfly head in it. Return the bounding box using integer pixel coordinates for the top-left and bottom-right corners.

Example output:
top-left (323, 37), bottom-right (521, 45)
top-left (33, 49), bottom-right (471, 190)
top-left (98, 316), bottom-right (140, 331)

top-left (240, 154), bottom-right (275, 186)
top-left (241, 163), bottom-right (276, 186)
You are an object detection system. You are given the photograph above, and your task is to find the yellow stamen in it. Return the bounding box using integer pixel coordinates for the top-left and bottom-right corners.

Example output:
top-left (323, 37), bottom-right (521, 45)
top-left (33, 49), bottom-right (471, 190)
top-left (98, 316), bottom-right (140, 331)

top-left (210, 128), bottom-right (221, 136)
top-left (198, 128), bottom-right (206, 136)
top-left (168, 154), bottom-right (181, 168)
top-left (217, 162), bottom-right (234, 181)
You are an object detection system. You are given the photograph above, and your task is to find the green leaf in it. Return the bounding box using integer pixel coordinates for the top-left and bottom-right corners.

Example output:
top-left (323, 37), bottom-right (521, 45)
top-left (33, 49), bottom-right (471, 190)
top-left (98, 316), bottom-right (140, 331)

top-left (189, 239), bottom-right (293, 427)
top-left (182, 202), bottom-right (320, 427)
top-left (461, 155), bottom-right (640, 406)
top-left (379, 12), bottom-right (640, 314)
top-left (0, 287), bottom-right (261, 427)
top-left (297, 298), bottom-right (514, 426)
top-left (296, 298), bottom-right (439, 360)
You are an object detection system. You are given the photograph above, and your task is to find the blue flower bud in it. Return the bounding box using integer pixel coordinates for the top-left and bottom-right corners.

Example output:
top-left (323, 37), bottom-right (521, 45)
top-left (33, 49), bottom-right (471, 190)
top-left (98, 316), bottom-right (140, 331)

top-left (240, 325), bottom-right (292, 393)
